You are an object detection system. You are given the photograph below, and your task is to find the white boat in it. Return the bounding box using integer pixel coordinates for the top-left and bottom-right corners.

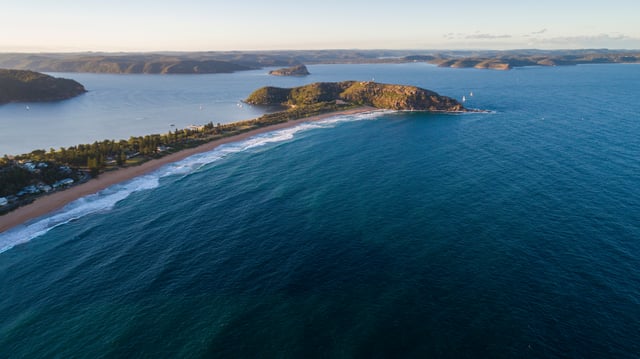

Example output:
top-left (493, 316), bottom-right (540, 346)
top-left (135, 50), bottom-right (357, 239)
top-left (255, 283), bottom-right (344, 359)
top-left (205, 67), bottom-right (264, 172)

top-left (462, 95), bottom-right (466, 102)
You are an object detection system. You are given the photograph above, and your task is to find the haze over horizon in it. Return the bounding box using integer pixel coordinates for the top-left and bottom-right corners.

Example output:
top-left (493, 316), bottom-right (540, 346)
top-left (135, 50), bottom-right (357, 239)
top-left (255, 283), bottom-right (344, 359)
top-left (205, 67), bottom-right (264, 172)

top-left (1, 0), bottom-right (639, 52)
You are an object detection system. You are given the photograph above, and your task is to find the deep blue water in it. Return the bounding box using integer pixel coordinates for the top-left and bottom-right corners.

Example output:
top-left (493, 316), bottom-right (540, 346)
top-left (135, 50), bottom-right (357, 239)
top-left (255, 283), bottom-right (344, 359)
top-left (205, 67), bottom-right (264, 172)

top-left (1, 64), bottom-right (640, 358)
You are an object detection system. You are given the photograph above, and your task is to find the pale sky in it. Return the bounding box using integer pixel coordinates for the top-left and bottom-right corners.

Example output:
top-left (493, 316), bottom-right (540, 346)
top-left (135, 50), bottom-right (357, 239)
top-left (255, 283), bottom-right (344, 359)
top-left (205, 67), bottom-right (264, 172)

top-left (1, 0), bottom-right (639, 52)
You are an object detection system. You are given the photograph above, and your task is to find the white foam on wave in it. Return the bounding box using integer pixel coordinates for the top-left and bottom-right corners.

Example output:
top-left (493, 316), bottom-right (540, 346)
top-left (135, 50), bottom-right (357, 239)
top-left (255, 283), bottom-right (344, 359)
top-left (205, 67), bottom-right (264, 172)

top-left (0, 174), bottom-right (160, 254)
top-left (0, 110), bottom-right (387, 253)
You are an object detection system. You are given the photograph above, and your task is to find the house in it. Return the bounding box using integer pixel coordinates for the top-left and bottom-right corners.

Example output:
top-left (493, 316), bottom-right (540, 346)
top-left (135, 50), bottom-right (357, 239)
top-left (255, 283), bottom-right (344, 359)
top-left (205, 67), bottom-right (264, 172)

top-left (52, 178), bottom-right (74, 189)
top-left (0, 197), bottom-right (7, 206)
top-left (187, 124), bottom-right (205, 131)
top-left (17, 185), bottom-right (40, 196)
top-left (22, 162), bottom-right (37, 172)
top-left (37, 183), bottom-right (53, 193)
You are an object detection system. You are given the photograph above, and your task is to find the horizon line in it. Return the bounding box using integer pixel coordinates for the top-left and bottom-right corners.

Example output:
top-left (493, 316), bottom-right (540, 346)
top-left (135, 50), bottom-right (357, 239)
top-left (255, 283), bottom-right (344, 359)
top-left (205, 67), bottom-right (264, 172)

top-left (1, 47), bottom-right (640, 54)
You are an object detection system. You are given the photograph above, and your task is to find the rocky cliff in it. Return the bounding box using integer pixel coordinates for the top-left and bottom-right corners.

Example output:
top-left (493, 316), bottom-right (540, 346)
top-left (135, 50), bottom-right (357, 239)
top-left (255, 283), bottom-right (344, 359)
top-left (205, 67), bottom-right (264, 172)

top-left (245, 81), bottom-right (467, 112)
top-left (0, 69), bottom-right (86, 104)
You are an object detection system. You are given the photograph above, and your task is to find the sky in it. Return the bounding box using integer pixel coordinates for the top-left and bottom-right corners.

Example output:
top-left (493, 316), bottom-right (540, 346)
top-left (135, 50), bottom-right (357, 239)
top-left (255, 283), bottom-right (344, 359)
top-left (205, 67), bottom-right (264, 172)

top-left (1, 0), bottom-right (639, 52)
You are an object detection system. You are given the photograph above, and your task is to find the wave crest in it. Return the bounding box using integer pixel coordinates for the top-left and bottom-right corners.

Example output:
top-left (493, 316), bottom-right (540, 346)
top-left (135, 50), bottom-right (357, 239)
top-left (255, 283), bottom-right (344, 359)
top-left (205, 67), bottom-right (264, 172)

top-left (0, 111), bottom-right (385, 253)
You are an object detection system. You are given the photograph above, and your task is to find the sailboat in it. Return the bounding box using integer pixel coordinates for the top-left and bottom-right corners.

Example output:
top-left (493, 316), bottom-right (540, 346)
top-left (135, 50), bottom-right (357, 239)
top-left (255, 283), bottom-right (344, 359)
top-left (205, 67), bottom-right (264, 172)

top-left (462, 95), bottom-right (466, 102)
top-left (470, 91), bottom-right (474, 97)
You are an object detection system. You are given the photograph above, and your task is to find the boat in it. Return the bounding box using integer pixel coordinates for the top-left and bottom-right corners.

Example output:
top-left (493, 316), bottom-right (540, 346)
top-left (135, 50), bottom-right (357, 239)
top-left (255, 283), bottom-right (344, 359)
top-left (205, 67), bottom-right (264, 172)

top-left (462, 95), bottom-right (466, 102)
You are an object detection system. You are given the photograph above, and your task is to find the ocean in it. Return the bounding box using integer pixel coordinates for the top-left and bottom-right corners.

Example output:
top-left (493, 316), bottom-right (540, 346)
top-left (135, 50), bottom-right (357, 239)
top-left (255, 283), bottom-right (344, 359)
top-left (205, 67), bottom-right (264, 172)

top-left (1, 63), bottom-right (640, 357)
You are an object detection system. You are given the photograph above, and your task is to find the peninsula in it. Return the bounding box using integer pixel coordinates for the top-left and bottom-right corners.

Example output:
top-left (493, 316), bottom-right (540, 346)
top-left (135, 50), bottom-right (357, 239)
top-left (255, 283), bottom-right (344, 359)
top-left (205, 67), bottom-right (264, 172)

top-left (269, 64), bottom-right (310, 76)
top-left (0, 107), bottom-right (377, 232)
top-left (0, 69), bottom-right (86, 104)
top-left (0, 81), bottom-right (466, 231)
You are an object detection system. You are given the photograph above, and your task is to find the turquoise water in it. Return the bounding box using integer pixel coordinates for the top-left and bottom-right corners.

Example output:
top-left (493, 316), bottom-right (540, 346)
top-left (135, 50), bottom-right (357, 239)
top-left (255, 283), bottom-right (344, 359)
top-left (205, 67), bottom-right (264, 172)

top-left (1, 64), bottom-right (640, 357)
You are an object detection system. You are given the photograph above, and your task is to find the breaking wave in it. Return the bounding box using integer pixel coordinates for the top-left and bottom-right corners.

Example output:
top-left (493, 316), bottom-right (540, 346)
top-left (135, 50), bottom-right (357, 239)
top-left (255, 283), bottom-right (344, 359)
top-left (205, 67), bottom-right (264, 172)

top-left (0, 111), bottom-right (386, 253)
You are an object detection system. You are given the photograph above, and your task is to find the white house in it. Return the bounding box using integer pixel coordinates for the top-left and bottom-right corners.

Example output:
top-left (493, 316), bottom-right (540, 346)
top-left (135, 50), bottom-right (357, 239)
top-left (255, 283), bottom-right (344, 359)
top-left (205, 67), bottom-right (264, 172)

top-left (187, 124), bottom-right (205, 131)
top-left (52, 178), bottom-right (74, 189)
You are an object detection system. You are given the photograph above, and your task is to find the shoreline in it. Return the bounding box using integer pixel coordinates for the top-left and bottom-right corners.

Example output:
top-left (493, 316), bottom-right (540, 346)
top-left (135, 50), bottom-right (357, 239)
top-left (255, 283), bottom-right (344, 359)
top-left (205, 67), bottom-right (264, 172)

top-left (0, 106), bottom-right (379, 234)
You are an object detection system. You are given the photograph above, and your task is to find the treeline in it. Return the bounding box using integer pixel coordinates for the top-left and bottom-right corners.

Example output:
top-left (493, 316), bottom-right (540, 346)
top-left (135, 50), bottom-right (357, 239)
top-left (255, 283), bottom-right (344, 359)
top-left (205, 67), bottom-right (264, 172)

top-left (7, 101), bottom-right (354, 176)
top-left (11, 124), bottom-right (220, 176)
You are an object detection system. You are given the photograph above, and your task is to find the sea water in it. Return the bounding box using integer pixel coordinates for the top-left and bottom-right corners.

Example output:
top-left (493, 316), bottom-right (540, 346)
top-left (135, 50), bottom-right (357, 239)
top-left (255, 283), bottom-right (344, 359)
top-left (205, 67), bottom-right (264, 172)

top-left (1, 64), bottom-right (640, 357)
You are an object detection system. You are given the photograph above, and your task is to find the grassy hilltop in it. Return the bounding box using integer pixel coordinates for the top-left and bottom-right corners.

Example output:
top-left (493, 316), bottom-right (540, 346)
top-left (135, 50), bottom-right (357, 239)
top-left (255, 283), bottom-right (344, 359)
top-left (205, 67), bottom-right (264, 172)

top-left (246, 81), bottom-right (466, 112)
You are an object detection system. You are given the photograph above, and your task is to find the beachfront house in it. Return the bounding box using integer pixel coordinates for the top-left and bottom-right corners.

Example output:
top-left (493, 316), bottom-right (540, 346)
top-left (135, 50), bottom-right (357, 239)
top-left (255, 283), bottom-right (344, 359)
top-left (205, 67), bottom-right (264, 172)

top-left (17, 185), bottom-right (40, 196)
top-left (52, 178), bottom-right (74, 189)
top-left (38, 183), bottom-right (53, 193)
top-left (22, 162), bottom-right (37, 172)
top-left (187, 124), bottom-right (205, 131)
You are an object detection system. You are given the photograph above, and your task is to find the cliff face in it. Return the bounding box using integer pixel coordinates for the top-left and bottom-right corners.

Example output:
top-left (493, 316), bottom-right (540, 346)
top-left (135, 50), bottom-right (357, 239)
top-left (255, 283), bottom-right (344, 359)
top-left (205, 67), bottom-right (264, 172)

top-left (269, 64), bottom-right (310, 76)
top-left (0, 69), bottom-right (86, 104)
top-left (245, 81), bottom-right (466, 112)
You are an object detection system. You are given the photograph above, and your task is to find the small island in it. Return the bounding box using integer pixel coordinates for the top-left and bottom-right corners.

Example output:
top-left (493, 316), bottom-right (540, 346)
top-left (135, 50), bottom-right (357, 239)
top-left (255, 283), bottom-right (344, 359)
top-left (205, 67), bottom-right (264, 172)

top-left (0, 69), bottom-right (86, 104)
top-left (245, 81), bottom-right (467, 112)
top-left (268, 64), bottom-right (310, 76)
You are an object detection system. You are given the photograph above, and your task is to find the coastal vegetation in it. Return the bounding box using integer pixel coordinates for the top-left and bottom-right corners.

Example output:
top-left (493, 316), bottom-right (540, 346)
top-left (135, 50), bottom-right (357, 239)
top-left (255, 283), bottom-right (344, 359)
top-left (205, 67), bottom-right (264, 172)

top-left (0, 69), bottom-right (86, 104)
top-left (245, 81), bottom-right (467, 112)
top-left (0, 80), bottom-right (467, 215)
top-left (0, 50), bottom-right (638, 74)
top-left (0, 100), bottom-right (356, 214)
top-left (269, 64), bottom-right (310, 76)
top-left (428, 52), bottom-right (640, 70)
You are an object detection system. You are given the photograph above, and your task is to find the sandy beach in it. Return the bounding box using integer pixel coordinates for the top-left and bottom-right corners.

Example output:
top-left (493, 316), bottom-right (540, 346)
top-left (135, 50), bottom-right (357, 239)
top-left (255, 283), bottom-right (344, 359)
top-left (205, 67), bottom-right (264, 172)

top-left (0, 106), bottom-right (378, 234)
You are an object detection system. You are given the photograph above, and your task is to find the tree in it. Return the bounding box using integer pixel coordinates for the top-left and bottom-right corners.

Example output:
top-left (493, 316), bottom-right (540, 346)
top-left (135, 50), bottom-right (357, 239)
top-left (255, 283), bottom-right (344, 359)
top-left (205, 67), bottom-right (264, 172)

top-left (87, 157), bottom-right (100, 178)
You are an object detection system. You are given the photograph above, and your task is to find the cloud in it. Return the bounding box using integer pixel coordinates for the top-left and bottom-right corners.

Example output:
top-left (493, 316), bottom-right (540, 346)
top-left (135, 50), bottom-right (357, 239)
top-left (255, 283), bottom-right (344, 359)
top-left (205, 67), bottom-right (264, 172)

top-left (443, 32), bottom-right (464, 40)
top-left (440, 30), bottom-right (640, 49)
top-left (529, 33), bottom-right (639, 48)
top-left (465, 33), bottom-right (512, 40)
top-left (443, 32), bottom-right (511, 40)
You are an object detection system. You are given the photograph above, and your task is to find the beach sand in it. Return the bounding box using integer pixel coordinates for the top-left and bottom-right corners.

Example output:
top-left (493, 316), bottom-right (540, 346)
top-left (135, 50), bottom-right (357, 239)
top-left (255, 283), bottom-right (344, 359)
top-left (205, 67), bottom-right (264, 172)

top-left (0, 106), bottom-right (378, 234)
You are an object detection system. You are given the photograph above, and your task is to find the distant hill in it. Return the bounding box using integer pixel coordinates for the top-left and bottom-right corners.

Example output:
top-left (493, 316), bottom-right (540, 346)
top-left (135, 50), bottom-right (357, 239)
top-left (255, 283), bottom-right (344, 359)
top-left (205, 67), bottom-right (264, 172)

top-left (269, 64), bottom-right (310, 76)
top-left (427, 53), bottom-right (640, 70)
top-left (0, 55), bottom-right (254, 74)
top-left (0, 69), bottom-right (86, 104)
top-left (245, 81), bottom-right (467, 112)
top-left (0, 50), bottom-right (638, 74)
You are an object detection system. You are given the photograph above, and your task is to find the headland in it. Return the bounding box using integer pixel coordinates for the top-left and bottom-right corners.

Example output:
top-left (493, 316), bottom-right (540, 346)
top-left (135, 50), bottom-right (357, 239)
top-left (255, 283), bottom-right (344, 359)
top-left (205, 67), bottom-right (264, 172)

top-left (0, 69), bottom-right (86, 104)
